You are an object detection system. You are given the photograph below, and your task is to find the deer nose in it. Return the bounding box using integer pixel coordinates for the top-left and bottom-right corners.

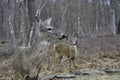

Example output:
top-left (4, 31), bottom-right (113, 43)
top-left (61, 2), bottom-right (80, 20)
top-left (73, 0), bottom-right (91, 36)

top-left (58, 33), bottom-right (68, 40)
top-left (73, 41), bottom-right (77, 45)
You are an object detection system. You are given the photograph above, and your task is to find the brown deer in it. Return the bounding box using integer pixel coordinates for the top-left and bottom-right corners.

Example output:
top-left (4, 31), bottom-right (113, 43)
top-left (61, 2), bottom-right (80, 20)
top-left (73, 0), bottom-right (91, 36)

top-left (54, 36), bottom-right (78, 71)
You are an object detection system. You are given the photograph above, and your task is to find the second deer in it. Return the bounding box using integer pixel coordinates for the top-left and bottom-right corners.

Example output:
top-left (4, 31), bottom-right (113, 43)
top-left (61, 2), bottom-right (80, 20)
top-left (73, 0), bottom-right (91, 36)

top-left (54, 37), bottom-right (78, 71)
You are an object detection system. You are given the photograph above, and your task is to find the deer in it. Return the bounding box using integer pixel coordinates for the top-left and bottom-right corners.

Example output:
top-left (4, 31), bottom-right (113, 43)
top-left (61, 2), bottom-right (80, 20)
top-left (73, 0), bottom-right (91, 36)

top-left (12, 16), bottom-right (71, 79)
top-left (54, 36), bottom-right (78, 72)
top-left (12, 18), bottom-right (55, 80)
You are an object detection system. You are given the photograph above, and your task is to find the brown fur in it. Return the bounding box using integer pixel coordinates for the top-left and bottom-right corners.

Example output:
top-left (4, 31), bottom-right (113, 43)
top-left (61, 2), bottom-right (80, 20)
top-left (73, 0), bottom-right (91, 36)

top-left (54, 38), bottom-right (77, 71)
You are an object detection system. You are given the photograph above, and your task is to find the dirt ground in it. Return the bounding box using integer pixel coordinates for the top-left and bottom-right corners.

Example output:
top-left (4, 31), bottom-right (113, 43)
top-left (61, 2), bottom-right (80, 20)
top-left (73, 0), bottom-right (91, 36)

top-left (0, 52), bottom-right (120, 80)
top-left (0, 35), bottom-right (120, 80)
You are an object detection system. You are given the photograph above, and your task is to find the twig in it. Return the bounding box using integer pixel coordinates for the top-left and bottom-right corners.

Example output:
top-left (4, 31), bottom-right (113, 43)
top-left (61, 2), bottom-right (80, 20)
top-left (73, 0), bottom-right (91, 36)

top-left (42, 74), bottom-right (75, 80)
top-left (62, 4), bottom-right (68, 29)
top-left (35, 0), bottom-right (48, 17)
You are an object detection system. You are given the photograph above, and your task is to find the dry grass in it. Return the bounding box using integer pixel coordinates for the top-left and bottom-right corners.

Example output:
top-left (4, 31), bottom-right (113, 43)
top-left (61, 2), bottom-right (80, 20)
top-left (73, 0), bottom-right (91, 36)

top-left (0, 51), bottom-right (120, 80)
top-left (0, 36), bottom-right (120, 79)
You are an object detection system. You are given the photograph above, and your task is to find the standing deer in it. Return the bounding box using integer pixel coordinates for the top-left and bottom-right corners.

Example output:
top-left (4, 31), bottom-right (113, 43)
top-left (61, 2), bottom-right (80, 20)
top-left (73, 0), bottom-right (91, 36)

top-left (12, 18), bottom-right (55, 80)
top-left (54, 36), bottom-right (78, 71)
top-left (12, 16), bottom-right (71, 79)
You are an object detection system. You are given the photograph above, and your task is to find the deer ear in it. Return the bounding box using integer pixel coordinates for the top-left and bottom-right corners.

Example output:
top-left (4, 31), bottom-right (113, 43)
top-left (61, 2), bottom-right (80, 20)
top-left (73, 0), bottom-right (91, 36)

top-left (42, 17), bottom-right (52, 25)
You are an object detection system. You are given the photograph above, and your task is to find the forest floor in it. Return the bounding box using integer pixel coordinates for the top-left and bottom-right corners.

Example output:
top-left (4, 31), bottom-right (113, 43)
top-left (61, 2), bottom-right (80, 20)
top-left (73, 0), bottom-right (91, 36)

top-left (0, 51), bottom-right (120, 80)
top-left (0, 35), bottom-right (120, 80)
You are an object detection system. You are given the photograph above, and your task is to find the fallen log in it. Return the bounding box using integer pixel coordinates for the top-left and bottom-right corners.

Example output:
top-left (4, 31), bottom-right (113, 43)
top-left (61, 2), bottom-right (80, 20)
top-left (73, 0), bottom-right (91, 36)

top-left (41, 69), bottom-right (120, 80)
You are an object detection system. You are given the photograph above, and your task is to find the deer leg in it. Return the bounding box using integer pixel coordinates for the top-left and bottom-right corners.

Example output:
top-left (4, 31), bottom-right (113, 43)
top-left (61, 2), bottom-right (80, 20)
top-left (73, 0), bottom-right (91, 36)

top-left (72, 57), bottom-right (76, 69)
top-left (70, 57), bottom-right (76, 72)
top-left (67, 58), bottom-right (71, 72)
top-left (54, 55), bottom-right (63, 72)
top-left (55, 54), bottom-right (62, 65)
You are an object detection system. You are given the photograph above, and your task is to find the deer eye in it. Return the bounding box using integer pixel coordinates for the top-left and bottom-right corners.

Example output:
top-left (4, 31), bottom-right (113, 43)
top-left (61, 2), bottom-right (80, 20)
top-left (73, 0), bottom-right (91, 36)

top-left (47, 28), bottom-right (52, 30)
top-left (47, 28), bottom-right (53, 33)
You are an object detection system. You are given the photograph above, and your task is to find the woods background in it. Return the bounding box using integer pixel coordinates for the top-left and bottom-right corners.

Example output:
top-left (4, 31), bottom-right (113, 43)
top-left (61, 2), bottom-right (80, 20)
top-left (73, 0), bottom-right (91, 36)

top-left (0, 0), bottom-right (120, 54)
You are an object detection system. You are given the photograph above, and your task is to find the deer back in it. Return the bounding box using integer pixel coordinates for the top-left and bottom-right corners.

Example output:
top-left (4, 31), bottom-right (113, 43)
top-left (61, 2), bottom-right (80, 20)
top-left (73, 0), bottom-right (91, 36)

top-left (54, 36), bottom-right (77, 58)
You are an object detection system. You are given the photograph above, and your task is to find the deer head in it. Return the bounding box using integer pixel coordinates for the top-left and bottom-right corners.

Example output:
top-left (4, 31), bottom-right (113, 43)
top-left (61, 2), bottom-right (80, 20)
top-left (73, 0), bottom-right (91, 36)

top-left (36, 17), bottom-right (69, 41)
top-left (39, 18), bottom-right (54, 33)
